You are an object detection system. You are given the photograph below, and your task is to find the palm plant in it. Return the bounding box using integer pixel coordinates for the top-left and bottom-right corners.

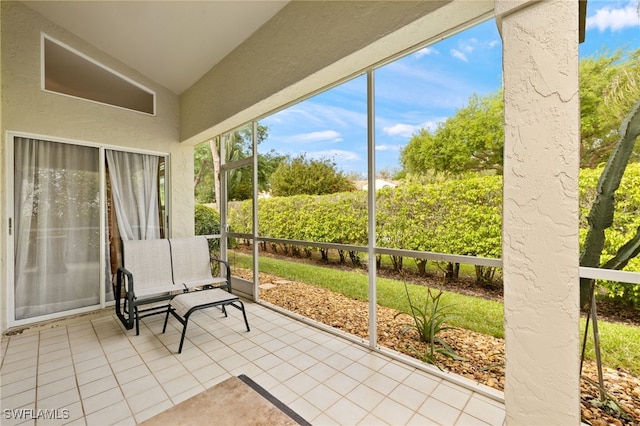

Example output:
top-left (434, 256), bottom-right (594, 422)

top-left (395, 285), bottom-right (465, 366)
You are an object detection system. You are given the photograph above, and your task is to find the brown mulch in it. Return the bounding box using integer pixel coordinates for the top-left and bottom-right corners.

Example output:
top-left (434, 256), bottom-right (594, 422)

top-left (240, 268), bottom-right (640, 425)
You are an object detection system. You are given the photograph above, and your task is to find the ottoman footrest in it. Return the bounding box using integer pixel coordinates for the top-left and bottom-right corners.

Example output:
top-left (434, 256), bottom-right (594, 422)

top-left (162, 288), bottom-right (250, 353)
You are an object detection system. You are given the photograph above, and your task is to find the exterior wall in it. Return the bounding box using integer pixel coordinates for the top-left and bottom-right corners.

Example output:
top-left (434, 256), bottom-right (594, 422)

top-left (180, 0), bottom-right (496, 144)
top-left (497, 0), bottom-right (581, 423)
top-left (0, 2), bottom-right (193, 332)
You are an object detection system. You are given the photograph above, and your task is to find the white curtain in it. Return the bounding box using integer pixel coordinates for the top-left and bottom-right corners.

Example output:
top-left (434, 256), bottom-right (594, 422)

top-left (106, 150), bottom-right (160, 241)
top-left (14, 138), bottom-right (101, 320)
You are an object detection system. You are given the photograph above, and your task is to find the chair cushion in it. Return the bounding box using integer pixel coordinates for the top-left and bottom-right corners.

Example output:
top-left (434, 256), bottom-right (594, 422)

top-left (170, 288), bottom-right (238, 318)
top-left (122, 239), bottom-right (174, 293)
top-left (170, 236), bottom-right (219, 289)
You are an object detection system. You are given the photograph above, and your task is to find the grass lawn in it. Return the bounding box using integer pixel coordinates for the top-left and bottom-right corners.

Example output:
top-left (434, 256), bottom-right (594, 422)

top-left (230, 251), bottom-right (640, 375)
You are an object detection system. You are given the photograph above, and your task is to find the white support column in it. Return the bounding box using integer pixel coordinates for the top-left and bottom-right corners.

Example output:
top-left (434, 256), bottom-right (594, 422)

top-left (497, 0), bottom-right (581, 424)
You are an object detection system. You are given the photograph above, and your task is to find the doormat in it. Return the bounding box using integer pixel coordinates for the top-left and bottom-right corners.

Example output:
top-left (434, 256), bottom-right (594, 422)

top-left (140, 374), bottom-right (311, 426)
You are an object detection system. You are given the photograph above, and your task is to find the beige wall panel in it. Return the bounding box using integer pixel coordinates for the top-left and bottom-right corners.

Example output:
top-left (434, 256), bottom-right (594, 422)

top-left (499, 0), bottom-right (581, 423)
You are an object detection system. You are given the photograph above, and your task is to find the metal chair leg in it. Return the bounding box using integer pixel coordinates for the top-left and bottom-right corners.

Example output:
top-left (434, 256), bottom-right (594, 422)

top-left (178, 316), bottom-right (190, 354)
top-left (162, 308), bottom-right (171, 333)
top-left (239, 301), bottom-right (250, 332)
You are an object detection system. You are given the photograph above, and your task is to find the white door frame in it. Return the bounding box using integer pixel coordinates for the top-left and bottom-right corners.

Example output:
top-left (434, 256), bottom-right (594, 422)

top-left (5, 131), bottom-right (170, 328)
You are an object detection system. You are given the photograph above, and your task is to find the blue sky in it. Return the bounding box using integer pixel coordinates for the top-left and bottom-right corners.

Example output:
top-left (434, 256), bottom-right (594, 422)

top-left (260, 0), bottom-right (640, 177)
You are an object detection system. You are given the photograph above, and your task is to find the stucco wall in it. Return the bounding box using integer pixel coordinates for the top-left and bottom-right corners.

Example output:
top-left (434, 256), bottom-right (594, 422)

top-left (0, 2), bottom-right (193, 331)
top-left (498, 0), bottom-right (581, 422)
top-left (180, 0), bottom-right (497, 144)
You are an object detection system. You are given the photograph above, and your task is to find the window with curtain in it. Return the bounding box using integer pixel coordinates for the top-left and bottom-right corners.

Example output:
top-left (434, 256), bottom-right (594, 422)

top-left (13, 137), bottom-right (101, 319)
top-left (105, 150), bottom-right (165, 290)
top-left (106, 150), bottom-right (161, 241)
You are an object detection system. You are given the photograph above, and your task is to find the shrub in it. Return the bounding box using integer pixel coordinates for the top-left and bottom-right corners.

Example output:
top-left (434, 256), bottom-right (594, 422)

top-left (195, 203), bottom-right (220, 235)
top-left (194, 203), bottom-right (220, 252)
top-left (270, 154), bottom-right (355, 196)
top-left (226, 166), bottom-right (640, 304)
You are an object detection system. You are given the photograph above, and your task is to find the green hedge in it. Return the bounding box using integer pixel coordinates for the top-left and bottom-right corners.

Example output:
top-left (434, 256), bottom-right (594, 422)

top-left (227, 164), bottom-right (640, 305)
top-left (194, 203), bottom-right (220, 253)
top-left (233, 176), bottom-right (502, 257)
top-left (195, 203), bottom-right (220, 234)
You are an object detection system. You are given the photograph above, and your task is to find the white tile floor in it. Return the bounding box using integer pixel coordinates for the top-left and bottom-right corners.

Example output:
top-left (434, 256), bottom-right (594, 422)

top-left (1, 301), bottom-right (506, 425)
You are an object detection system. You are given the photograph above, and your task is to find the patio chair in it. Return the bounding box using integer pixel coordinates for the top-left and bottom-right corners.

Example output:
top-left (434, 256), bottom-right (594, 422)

top-left (115, 239), bottom-right (177, 335)
top-left (168, 236), bottom-right (230, 291)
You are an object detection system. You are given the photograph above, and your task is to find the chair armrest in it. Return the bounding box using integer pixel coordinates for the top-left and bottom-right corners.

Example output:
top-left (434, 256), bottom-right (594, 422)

top-left (115, 266), bottom-right (136, 330)
top-left (116, 266), bottom-right (135, 298)
top-left (210, 257), bottom-right (232, 292)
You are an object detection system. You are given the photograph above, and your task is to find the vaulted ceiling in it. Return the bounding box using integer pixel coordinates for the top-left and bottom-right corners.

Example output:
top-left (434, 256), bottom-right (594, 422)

top-left (23, 1), bottom-right (290, 94)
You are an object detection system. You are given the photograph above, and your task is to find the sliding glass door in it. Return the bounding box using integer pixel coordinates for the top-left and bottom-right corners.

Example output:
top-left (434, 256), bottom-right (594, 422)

top-left (13, 137), bottom-right (101, 320)
top-left (10, 135), bottom-right (169, 325)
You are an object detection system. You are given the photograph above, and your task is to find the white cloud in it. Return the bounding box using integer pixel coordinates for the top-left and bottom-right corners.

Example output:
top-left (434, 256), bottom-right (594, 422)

top-left (308, 149), bottom-right (361, 161)
top-left (383, 121), bottom-right (439, 138)
top-left (414, 47), bottom-right (439, 58)
top-left (383, 123), bottom-right (420, 137)
top-left (271, 102), bottom-right (367, 130)
top-left (450, 48), bottom-right (468, 62)
top-left (448, 38), bottom-right (499, 63)
top-left (460, 39), bottom-right (477, 53)
top-left (287, 130), bottom-right (342, 144)
top-left (587, 1), bottom-right (640, 32)
top-left (421, 121), bottom-right (439, 132)
top-left (375, 145), bottom-right (402, 152)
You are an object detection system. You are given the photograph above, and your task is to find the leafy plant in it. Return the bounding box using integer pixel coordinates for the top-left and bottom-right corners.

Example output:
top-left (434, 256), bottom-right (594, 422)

top-left (194, 203), bottom-right (220, 253)
top-left (270, 154), bottom-right (355, 196)
top-left (399, 49), bottom-right (640, 175)
top-left (394, 284), bottom-right (465, 366)
top-left (581, 376), bottom-right (633, 423)
top-left (580, 98), bottom-right (640, 307)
